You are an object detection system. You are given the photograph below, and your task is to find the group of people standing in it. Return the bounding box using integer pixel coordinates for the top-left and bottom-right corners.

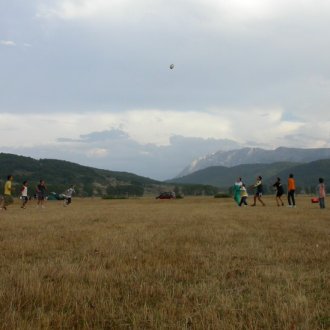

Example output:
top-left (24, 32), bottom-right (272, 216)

top-left (0, 175), bottom-right (75, 211)
top-left (233, 176), bottom-right (268, 207)
top-left (233, 174), bottom-right (326, 209)
top-left (272, 174), bottom-right (296, 207)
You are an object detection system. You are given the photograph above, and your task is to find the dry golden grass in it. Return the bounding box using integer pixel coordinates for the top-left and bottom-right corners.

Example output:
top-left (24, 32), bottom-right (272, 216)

top-left (0, 196), bottom-right (329, 329)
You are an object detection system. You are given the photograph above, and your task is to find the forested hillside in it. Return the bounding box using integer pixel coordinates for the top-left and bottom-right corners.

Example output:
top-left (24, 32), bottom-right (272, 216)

top-left (0, 153), bottom-right (218, 197)
top-left (0, 153), bottom-right (159, 197)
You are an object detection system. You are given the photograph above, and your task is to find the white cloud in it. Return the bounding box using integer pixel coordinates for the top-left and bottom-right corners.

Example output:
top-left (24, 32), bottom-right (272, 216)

top-left (37, 0), bottom-right (330, 26)
top-left (86, 148), bottom-right (109, 158)
top-left (38, 0), bottom-right (270, 21)
top-left (0, 108), bottom-right (326, 150)
top-left (0, 40), bottom-right (16, 46)
top-left (37, 0), bottom-right (151, 21)
top-left (0, 108), bottom-right (328, 179)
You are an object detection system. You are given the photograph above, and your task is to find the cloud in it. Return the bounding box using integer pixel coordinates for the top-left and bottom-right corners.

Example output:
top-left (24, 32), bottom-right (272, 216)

top-left (37, 0), bottom-right (330, 30)
top-left (0, 108), bottom-right (323, 149)
top-left (57, 129), bottom-right (129, 143)
top-left (0, 40), bottom-right (16, 46)
top-left (3, 0), bottom-right (329, 120)
top-left (37, 0), bottom-right (151, 21)
top-left (0, 128), bottom-right (241, 180)
top-left (86, 148), bottom-right (109, 158)
top-left (284, 120), bottom-right (330, 148)
top-left (79, 129), bottom-right (129, 142)
top-left (0, 110), bottom-right (329, 179)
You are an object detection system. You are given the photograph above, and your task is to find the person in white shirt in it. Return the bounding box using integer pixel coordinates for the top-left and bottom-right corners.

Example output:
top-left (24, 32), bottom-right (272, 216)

top-left (234, 177), bottom-right (243, 205)
top-left (63, 185), bottom-right (75, 206)
top-left (239, 183), bottom-right (248, 207)
top-left (20, 180), bottom-right (29, 209)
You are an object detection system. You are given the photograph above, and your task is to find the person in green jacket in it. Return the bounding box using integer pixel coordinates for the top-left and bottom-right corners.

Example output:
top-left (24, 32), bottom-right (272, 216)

top-left (233, 177), bottom-right (243, 205)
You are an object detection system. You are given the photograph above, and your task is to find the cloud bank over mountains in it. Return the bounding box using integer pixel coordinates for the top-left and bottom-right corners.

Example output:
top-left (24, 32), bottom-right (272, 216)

top-left (1, 126), bottom-right (241, 180)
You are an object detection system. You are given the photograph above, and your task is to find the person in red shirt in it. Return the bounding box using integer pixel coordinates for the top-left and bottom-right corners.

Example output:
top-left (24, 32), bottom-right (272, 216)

top-left (287, 173), bottom-right (296, 207)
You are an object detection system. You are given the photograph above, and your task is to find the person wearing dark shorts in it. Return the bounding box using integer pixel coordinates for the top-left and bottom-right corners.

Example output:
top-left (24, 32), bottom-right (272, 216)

top-left (251, 176), bottom-right (266, 206)
top-left (273, 177), bottom-right (284, 207)
top-left (36, 179), bottom-right (47, 208)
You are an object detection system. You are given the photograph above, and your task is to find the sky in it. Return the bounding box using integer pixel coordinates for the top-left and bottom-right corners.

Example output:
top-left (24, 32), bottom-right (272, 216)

top-left (1, 0), bottom-right (330, 180)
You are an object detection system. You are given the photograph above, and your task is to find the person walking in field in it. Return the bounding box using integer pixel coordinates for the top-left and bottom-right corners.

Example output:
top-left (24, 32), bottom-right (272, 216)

top-left (0, 175), bottom-right (14, 210)
top-left (36, 179), bottom-right (48, 208)
top-left (233, 177), bottom-right (243, 205)
top-left (63, 185), bottom-right (75, 206)
top-left (20, 180), bottom-right (29, 209)
top-left (273, 177), bottom-right (284, 207)
top-left (316, 178), bottom-right (326, 209)
top-left (287, 174), bottom-right (296, 208)
top-left (251, 176), bottom-right (266, 206)
top-left (239, 183), bottom-right (248, 207)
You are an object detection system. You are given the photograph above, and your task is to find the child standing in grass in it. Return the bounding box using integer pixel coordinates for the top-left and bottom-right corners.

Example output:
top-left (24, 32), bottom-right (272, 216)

top-left (316, 178), bottom-right (326, 209)
top-left (20, 180), bottom-right (29, 209)
top-left (239, 183), bottom-right (248, 207)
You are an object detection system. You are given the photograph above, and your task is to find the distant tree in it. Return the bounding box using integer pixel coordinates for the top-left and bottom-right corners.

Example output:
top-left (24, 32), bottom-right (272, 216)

top-left (174, 186), bottom-right (180, 196)
top-left (181, 184), bottom-right (218, 196)
top-left (84, 183), bottom-right (94, 197)
top-left (106, 183), bottom-right (144, 197)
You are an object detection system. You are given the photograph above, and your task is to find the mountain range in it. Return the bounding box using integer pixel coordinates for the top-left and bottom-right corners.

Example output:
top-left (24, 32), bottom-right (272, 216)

top-left (170, 159), bottom-right (330, 193)
top-left (178, 147), bottom-right (330, 177)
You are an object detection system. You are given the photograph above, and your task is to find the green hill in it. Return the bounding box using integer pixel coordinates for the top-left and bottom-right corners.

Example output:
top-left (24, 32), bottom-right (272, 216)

top-left (0, 153), bottom-right (159, 197)
top-left (275, 159), bottom-right (330, 190)
top-left (170, 160), bottom-right (330, 194)
top-left (0, 153), bottom-right (219, 197)
top-left (169, 162), bottom-right (299, 186)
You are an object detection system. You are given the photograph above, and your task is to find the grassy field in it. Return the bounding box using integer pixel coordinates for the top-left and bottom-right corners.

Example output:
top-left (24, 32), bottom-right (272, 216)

top-left (0, 196), bottom-right (329, 329)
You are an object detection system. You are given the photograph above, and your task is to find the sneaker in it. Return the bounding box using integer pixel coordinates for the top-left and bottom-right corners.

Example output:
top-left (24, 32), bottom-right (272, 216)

top-left (287, 205), bottom-right (292, 208)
